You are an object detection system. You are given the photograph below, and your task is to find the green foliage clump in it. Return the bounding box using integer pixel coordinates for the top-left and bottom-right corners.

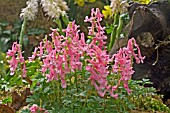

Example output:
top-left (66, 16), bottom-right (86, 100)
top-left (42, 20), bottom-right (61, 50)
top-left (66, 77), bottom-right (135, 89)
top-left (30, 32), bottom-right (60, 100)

top-left (129, 79), bottom-right (170, 112)
top-left (0, 21), bottom-right (21, 52)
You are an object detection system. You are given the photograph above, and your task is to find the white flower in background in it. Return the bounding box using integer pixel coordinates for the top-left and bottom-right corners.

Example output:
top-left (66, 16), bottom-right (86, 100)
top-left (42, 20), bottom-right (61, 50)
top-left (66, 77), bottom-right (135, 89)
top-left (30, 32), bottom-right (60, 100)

top-left (41, 0), bottom-right (69, 19)
top-left (20, 0), bottom-right (69, 20)
top-left (110, 0), bottom-right (129, 14)
top-left (20, 0), bottom-right (39, 21)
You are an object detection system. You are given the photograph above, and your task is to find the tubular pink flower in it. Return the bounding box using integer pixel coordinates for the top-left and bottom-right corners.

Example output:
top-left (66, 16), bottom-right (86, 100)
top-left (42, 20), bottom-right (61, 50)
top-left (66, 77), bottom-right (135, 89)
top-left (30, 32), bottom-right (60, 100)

top-left (63, 21), bottom-right (80, 38)
top-left (44, 40), bottom-right (53, 53)
top-left (30, 104), bottom-right (49, 113)
top-left (61, 74), bottom-right (67, 88)
top-left (9, 57), bottom-right (18, 75)
top-left (47, 66), bottom-right (56, 81)
top-left (7, 42), bottom-right (27, 77)
top-left (6, 42), bottom-right (18, 57)
top-left (41, 58), bottom-right (50, 73)
top-left (30, 104), bottom-right (39, 113)
top-left (16, 44), bottom-right (24, 63)
top-left (29, 47), bottom-right (38, 61)
top-left (37, 41), bottom-right (43, 57)
top-left (79, 33), bottom-right (88, 52)
top-left (68, 53), bottom-right (82, 71)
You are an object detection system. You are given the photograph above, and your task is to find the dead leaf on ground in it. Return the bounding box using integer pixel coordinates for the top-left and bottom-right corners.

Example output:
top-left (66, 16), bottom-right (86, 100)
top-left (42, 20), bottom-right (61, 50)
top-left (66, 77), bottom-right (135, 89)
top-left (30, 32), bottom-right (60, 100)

top-left (0, 104), bottom-right (15, 113)
top-left (11, 88), bottom-right (32, 111)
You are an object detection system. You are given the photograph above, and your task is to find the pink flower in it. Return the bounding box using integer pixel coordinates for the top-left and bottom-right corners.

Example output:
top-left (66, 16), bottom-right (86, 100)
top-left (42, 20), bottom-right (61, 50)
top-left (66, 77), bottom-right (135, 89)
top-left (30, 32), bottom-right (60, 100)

top-left (63, 21), bottom-right (80, 39)
top-left (79, 33), bottom-right (88, 52)
top-left (29, 47), bottom-right (38, 61)
top-left (70, 53), bottom-right (82, 71)
top-left (44, 40), bottom-right (53, 53)
top-left (41, 58), bottom-right (50, 73)
top-left (126, 38), bottom-right (145, 63)
top-left (7, 42), bottom-right (27, 77)
top-left (8, 56), bottom-right (18, 75)
top-left (6, 42), bottom-right (18, 57)
top-left (30, 104), bottom-right (39, 113)
top-left (30, 104), bottom-right (49, 113)
top-left (37, 41), bottom-right (43, 57)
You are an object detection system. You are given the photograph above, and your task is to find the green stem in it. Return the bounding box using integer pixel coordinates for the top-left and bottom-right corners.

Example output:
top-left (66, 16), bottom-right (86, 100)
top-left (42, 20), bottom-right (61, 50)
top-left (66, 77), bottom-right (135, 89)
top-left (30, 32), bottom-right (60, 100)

top-left (54, 19), bottom-right (63, 35)
top-left (0, 48), bottom-right (6, 76)
top-left (57, 81), bottom-right (60, 107)
top-left (75, 70), bottom-right (78, 92)
top-left (102, 98), bottom-right (106, 113)
top-left (40, 99), bottom-right (42, 108)
top-left (107, 13), bottom-right (119, 52)
top-left (115, 15), bottom-right (123, 39)
top-left (52, 80), bottom-right (60, 108)
top-left (19, 19), bottom-right (27, 50)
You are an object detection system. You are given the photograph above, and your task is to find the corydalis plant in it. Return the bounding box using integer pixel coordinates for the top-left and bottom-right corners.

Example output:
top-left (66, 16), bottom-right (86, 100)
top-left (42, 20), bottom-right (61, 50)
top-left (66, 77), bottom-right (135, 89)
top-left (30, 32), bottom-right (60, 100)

top-left (20, 0), bottom-right (69, 20)
top-left (7, 8), bottom-right (145, 98)
top-left (29, 21), bottom-right (85, 88)
top-left (85, 10), bottom-right (145, 97)
top-left (86, 37), bottom-right (145, 98)
top-left (111, 38), bottom-right (145, 94)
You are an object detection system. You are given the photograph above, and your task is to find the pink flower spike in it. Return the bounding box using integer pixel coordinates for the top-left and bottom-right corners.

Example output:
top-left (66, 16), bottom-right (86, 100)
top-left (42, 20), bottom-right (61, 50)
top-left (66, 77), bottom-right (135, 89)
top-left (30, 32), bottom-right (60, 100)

top-left (96, 8), bottom-right (103, 22)
top-left (111, 38), bottom-right (145, 95)
top-left (6, 50), bottom-right (15, 57)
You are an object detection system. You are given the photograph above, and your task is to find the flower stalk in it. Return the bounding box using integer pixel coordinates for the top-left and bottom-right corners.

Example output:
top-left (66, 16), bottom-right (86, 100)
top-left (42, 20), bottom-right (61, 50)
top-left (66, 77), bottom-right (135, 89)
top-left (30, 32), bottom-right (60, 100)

top-left (19, 19), bottom-right (27, 50)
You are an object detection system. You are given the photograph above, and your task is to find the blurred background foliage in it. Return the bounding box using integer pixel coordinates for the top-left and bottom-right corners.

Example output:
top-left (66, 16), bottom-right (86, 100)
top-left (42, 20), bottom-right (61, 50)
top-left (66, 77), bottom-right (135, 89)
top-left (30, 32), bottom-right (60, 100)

top-left (0, 0), bottom-right (106, 55)
top-left (0, 0), bottom-right (154, 54)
